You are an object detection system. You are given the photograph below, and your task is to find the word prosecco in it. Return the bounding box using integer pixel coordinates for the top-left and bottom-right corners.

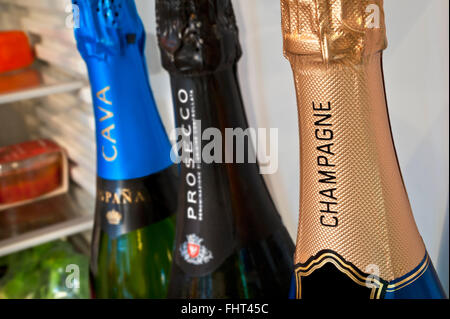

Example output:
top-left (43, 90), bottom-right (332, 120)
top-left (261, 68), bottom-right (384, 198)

top-left (171, 89), bottom-right (278, 175)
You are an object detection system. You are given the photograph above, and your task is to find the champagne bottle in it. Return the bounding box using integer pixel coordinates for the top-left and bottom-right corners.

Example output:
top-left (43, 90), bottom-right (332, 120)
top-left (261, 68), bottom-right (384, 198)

top-left (73, 0), bottom-right (177, 298)
top-left (156, 0), bottom-right (295, 298)
top-left (281, 0), bottom-right (446, 299)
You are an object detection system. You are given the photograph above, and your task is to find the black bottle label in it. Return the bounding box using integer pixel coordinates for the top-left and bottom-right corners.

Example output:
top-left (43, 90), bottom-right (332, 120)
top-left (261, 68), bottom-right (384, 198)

top-left (172, 75), bottom-right (236, 277)
top-left (295, 250), bottom-right (445, 299)
top-left (295, 250), bottom-right (389, 299)
top-left (96, 165), bottom-right (177, 238)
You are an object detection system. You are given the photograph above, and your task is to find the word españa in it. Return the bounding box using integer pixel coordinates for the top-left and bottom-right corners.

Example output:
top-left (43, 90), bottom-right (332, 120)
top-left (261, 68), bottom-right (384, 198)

top-left (97, 188), bottom-right (146, 204)
top-left (313, 101), bottom-right (339, 228)
top-left (96, 86), bottom-right (117, 162)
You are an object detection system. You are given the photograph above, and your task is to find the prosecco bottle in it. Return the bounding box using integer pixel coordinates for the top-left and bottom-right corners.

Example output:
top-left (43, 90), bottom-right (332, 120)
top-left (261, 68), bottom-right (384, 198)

top-left (156, 0), bottom-right (295, 299)
top-left (281, 0), bottom-right (446, 299)
top-left (73, 0), bottom-right (177, 298)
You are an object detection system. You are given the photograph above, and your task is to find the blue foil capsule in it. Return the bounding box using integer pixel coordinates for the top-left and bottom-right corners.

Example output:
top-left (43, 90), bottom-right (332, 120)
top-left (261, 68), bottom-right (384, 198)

top-left (72, 0), bottom-right (173, 180)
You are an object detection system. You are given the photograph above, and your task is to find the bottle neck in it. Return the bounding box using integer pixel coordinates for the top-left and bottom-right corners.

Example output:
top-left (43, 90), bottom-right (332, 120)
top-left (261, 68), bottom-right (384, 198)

top-left (289, 52), bottom-right (425, 281)
top-left (170, 66), bottom-right (285, 275)
top-left (86, 49), bottom-right (173, 181)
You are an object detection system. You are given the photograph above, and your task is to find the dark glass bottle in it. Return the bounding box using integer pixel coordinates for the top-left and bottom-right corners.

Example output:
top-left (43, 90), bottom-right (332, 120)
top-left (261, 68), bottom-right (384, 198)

top-left (73, 0), bottom-right (177, 298)
top-left (156, 0), bottom-right (295, 298)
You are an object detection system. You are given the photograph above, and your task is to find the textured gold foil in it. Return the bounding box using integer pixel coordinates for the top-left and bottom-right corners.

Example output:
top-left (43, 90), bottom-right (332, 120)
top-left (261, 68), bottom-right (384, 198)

top-left (282, 0), bottom-right (425, 281)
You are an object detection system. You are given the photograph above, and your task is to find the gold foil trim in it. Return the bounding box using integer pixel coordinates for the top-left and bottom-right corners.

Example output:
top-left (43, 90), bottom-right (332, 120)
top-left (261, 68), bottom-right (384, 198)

top-left (281, 0), bottom-right (387, 63)
top-left (295, 251), bottom-right (386, 299)
top-left (386, 254), bottom-right (430, 292)
top-left (282, 0), bottom-right (426, 283)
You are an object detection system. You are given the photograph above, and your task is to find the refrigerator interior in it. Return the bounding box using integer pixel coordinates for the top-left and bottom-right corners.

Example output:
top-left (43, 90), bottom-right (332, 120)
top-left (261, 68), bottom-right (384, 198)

top-left (0, 0), bottom-right (448, 295)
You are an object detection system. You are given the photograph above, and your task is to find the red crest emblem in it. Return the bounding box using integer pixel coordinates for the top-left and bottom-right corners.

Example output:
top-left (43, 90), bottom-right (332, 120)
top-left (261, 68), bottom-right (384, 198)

top-left (187, 243), bottom-right (200, 258)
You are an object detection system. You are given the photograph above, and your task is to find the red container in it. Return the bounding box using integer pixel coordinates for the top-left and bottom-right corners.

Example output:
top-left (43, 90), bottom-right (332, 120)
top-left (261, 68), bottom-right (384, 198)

top-left (0, 139), bottom-right (69, 210)
top-left (0, 31), bottom-right (35, 73)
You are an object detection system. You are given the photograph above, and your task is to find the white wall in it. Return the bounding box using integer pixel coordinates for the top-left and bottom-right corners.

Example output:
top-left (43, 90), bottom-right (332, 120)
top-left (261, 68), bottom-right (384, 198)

top-left (137, 0), bottom-right (449, 294)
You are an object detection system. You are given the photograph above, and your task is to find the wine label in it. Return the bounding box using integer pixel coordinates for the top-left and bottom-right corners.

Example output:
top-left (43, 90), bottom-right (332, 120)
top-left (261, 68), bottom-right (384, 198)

top-left (294, 250), bottom-right (444, 299)
top-left (294, 250), bottom-right (388, 299)
top-left (172, 75), bottom-right (236, 277)
top-left (96, 165), bottom-right (177, 238)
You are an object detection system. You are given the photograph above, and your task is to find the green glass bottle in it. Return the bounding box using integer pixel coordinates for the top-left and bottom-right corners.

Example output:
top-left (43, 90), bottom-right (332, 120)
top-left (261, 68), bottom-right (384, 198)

top-left (72, 0), bottom-right (177, 298)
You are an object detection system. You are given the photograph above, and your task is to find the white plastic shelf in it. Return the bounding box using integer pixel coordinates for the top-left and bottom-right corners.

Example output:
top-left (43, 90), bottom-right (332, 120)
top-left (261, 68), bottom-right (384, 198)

top-left (0, 185), bottom-right (94, 257)
top-left (0, 63), bottom-right (84, 105)
top-left (0, 215), bottom-right (93, 258)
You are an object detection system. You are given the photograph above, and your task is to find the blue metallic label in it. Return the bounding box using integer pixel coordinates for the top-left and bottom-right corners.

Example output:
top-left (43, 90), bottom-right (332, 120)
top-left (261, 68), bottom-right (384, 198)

top-left (73, 0), bottom-right (173, 180)
top-left (384, 254), bottom-right (446, 299)
top-left (293, 250), bottom-right (446, 299)
top-left (87, 59), bottom-right (173, 180)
